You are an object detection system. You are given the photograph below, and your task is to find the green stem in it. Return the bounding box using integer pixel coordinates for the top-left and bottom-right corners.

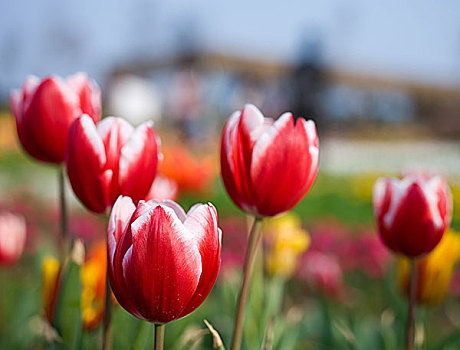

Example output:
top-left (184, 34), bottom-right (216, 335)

top-left (230, 217), bottom-right (263, 350)
top-left (405, 259), bottom-right (417, 350)
top-left (154, 324), bottom-right (165, 350)
top-left (102, 270), bottom-right (112, 350)
top-left (58, 166), bottom-right (68, 260)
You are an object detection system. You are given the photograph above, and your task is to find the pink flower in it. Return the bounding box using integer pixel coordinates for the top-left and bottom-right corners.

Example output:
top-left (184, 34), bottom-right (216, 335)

top-left (220, 104), bottom-right (319, 217)
top-left (0, 213), bottom-right (27, 265)
top-left (298, 251), bottom-right (343, 297)
top-left (107, 196), bottom-right (221, 324)
top-left (10, 73), bottom-right (101, 163)
top-left (66, 115), bottom-right (159, 213)
top-left (373, 174), bottom-right (452, 257)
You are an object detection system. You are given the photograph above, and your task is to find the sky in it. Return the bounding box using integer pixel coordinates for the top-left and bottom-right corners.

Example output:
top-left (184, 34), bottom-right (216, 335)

top-left (1, 0), bottom-right (460, 97)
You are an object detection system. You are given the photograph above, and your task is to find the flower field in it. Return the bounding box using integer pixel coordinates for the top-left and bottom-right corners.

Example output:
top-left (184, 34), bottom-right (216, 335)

top-left (1, 106), bottom-right (459, 350)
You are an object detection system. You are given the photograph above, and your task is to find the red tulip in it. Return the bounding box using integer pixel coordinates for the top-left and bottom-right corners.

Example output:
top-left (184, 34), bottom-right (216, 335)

top-left (66, 115), bottom-right (159, 213)
top-left (220, 104), bottom-right (319, 217)
top-left (9, 73), bottom-right (101, 163)
top-left (107, 196), bottom-right (221, 324)
top-left (0, 212), bottom-right (27, 265)
top-left (373, 174), bottom-right (452, 257)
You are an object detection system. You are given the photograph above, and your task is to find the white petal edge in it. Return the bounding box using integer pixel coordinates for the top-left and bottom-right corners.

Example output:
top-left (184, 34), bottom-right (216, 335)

top-left (79, 114), bottom-right (107, 165)
top-left (118, 121), bottom-right (154, 185)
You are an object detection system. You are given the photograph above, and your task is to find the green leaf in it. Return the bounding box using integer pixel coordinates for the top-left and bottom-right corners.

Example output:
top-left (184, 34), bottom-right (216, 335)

top-left (53, 258), bottom-right (83, 350)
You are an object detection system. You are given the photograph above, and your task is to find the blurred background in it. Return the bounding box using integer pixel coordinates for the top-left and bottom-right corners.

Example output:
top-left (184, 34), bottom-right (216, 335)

top-left (1, 1), bottom-right (460, 349)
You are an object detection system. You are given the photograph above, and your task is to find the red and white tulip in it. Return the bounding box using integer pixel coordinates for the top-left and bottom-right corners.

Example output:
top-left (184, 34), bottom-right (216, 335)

top-left (66, 115), bottom-right (159, 213)
top-left (220, 104), bottom-right (319, 217)
top-left (107, 196), bottom-right (221, 324)
top-left (373, 174), bottom-right (452, 257)
top-left (10, 73), bottom-right (101, 163)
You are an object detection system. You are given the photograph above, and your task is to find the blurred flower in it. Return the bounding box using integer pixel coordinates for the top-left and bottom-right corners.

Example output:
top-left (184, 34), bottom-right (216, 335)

top-left (307, 221), bottom-right (391, 278)
top-left (42, 242), bottom-right (108, 330)
top-left (108, 196), bottom-right (221, 324)
top-left (0, 113), bottom-right (19, 155)
top-left (145, 175), bottom-right (179, 201)
top-left (219, 217), bottom-right (248, 276)
top-left (0, 212), bottom-right (27, 265)
top-left (42, 255), bottom-right (61, 323)
top-left (373, 173), bottom-right (452, 257)
top-left (298, 251), bottom-right (343, 297)
top-left (10, 73), bottom-right (101, 163)
top-left (398, 230), bottom-right (460, 306)
top-left (81, 241), bottom-right (107, 330)
top-left (341, 233), bottom-right (391, 278)
top-left (265, 213), bottom-right (310, 277)
top-left (66, 115), bottom-right (159, 213)
top-left (220, 104), bottom-right (319, 217)
top-left (160, 145), bottom-right (217, 194)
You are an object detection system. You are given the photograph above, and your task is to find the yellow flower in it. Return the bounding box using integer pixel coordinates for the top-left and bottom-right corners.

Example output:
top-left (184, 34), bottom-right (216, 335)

top-left (265, 213), bottom-right (310, 277)
top-left (0, 113), bottom-right (19, 156)
top-left (398, 230), bottom-right (460, 306)
top-left (42, 255), bottom-right (61, 323)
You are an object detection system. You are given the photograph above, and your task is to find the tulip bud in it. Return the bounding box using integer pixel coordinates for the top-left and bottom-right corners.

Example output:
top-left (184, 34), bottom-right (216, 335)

top-left (398, 230), bottom-right (460, 306)
top-left (66, 115), bottom-right (159, 213)
top-left (220, 104), bottom-right (319, 217)
top-left (107, 196), bottom-right (221, 324)
top-left (10, 73), bottom-right (101, 163)
top-left (373, 174), bottom-right (452, 257)
top-left (0, 212), bottom-right (27, 265)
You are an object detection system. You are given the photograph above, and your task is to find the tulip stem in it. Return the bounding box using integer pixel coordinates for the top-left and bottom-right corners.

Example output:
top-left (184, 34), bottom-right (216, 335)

top-left (230, 217), bottom-right (262, 350)
top-left (102, 271), bottom-right (113, 350)
top-left (406, 258), bottom-right (417, 350)
top-left (58, 166), bottom-right (68, 260)
top-left (154, 324), bottom-right (165, 350)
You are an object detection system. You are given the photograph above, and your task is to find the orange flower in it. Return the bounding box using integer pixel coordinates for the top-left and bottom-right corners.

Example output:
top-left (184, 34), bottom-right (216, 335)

top-left (159, 145), bottom-right (217, 194)
top-left (81, 241), bottom-right (107, 330)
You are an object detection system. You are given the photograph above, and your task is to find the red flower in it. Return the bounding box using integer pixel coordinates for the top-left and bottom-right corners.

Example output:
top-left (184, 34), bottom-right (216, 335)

top-left (10, 73), bottom-right (101, 163)
top-left (107, 196), bottom-right (221, 324)
top-left (373, 174), bottom-right (452, 257)
top-left (0, 212), bottom-right (27, 265)
top-left (66, 115), bottom-right (159, 213)
top-left (220, 104), bottom-right (319, 217)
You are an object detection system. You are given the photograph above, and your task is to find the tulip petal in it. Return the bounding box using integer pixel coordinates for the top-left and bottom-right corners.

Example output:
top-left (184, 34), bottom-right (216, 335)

top-left (122, 205), bottom-right (201, 323)
top-left (221, 111), bottom-right (252, 211)
top-left (22, 77), bottom-right (81, 162)
top-left (180, 203), bottom-right (221, 317)
top-left (108, 196), bottom-right (136, 271)
top-left (250, 114), bottom-right (319, 216)
top-left (119, 121), bottom-right (158, 202)
top-left (67, 72), bottom-right (102, 121)
top-left (66, 115), bottom-right (109, 213)
top-left (97, 117), bottom-right (135, 204)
